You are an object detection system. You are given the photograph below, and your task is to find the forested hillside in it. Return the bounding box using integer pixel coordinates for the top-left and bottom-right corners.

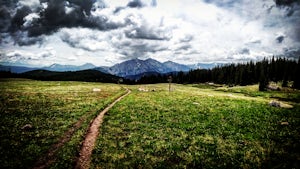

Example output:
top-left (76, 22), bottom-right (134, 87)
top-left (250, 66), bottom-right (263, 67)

top-left (138, 57), bottom-right (300, 90)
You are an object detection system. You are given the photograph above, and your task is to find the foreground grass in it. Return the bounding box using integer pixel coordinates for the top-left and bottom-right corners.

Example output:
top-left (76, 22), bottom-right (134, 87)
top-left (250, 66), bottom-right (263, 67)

top-left (0, 79), bottom-right (124, 169)
top-left (92, 84), bottom-right (300, 168)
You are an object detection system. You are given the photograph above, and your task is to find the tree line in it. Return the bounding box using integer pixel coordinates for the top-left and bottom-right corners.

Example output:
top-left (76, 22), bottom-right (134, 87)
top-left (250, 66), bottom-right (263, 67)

top-left (1, 57), bottom-right (299, 90)
top-left (137, 57), bottom-right (300, 90)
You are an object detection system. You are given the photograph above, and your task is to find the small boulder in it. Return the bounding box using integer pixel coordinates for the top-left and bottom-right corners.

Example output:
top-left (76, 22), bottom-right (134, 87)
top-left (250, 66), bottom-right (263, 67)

top-left (138, 88), bottom-right (148, 92)
top-left (21, 124), bottom-right (33, 130)
top-left (93, 88), bottom-right (101, 92)
top-left (269, 101), bottom-right (280, 107)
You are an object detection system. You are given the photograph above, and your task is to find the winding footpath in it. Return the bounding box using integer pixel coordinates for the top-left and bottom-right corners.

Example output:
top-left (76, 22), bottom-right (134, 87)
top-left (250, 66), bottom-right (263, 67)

top-left (75, 88), bottom-right (131, 169)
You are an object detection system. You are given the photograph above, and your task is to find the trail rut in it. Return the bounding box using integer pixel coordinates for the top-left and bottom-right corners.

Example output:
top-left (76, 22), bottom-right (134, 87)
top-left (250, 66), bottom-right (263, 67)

top-left (75, 89), bottom-right (131, 169)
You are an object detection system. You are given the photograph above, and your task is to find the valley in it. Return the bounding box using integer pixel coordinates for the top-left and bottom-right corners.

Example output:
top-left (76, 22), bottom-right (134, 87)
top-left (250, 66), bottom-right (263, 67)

top-left (0, 79), bottom-right (299, 168)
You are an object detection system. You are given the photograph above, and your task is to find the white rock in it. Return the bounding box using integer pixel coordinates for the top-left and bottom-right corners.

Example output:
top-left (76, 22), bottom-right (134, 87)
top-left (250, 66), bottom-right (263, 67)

top-left (93, 88), bottom-right (101, 92)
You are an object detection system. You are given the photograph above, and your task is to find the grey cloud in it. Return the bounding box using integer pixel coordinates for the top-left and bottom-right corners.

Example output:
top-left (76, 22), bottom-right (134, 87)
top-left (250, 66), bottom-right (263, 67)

top-left (179, 34), bottom-right (193, 43)
top-left (283, 48), bottom-right (300, 59)
top-left (40, 0), bottom-right (96, 15)
top-left (1, 0), bottom-right (178, 48)
top-left (115, 0), bottom-right (150, 13)
top-left (275, 0), bottom-right (300, 6)
top-left (127, 0), bottom-right (144, 8)
top-left (0, 6), bottom-right (11, 32)
top-left (112, 35), bottom-right (169, 59)
top-left (125, 23), bottom-right (172, 41)
top-left (276, 35), bottom-right (285, 43)
top-left (240, 48), bottom-right (250, 55)
top-left (203, 0), bottom-right (238, 8)
top-left (6, 0), bottom-right (131, 39)
top-left (12, 31), bottom-right (44, 46)
top-left (246, 39), bottom-right (261, 45)
top-left (0, 0), bottom-right (18, 8)
top-left (125, 28), bottom-right (170, 40)
top-left (151, 0), bottom-right (157, 7)
top-left (114, 7), bottom-right (126, 14)
top-left (10, 6), bottom-right (32, 32)
top-left (60, 31), bottom-right (98, 51)
top-left (293, 24), bottom-right (300, 41)
top-left (60, 32), bottom-right (77, 48)
top-left (176, 44), bottom-right (192, 51)
top-left (6, 0), bottom-right (102, 36)
top-left (118, 42), bottom-right (151, 58)
top-left (274, 0), bottom-right (300, 17)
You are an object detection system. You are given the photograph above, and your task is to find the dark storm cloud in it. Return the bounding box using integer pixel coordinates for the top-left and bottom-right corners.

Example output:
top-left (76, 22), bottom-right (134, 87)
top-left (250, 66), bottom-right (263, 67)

top-left (115, 0), bottom-right (145, 13)
top-left (274, 0), bottom-right (300, 17)
top-left (0, 0), bottom-right (18, 8)
top-left (4, 0), bottom-right (127, 38)
top-left (127, 0), bottom-right (144, 8)
top-left (40, 0), bottom-right (96, 15)
top-left (25, 0), bottom-right (89, 36)
top-left (0, 6), bottom-right (11, 32)
top-left (275, 0), bottom-right (300, 6)
top-left (10, 6), bottom-right (32, 32)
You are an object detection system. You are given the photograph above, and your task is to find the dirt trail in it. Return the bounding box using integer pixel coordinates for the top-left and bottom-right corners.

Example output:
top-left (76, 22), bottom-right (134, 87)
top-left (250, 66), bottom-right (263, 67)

top-left (75, 89), bottom-right (131, 169)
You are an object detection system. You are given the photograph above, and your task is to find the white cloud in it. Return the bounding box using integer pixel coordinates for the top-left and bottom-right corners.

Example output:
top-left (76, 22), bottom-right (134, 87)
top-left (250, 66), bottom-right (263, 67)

top-left (18, 0), bottom-right (40, 9)
top-left (1, 0), bottom-right (300, 67)
top-left (23, 13), bottom-right (40, 27)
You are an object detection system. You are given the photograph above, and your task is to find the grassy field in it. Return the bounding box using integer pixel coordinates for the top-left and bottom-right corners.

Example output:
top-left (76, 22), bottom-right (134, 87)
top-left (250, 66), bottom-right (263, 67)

top-left (0, 79), bottom-right (125, 169)
top-left (0, 79), bottom-right (299, 169)
top-left (92, 84), bottom-right (300, 169)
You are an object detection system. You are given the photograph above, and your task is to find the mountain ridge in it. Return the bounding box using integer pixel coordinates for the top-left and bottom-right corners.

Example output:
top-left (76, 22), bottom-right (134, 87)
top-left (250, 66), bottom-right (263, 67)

top-left (100, 58), bottom-right (192, 77)
top-left (1, 59), bottom-right (218, 77)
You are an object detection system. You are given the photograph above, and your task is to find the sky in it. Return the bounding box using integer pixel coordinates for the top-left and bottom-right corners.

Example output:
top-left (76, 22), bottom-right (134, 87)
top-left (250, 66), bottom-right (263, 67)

top-left (0, 0), bottom-right (300, 67)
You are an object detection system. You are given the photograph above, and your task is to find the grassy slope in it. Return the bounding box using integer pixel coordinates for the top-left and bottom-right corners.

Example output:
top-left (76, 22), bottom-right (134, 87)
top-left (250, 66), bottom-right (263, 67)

top-left (92, 84), bottom-right (300, 169)
top-left (0, 79), bottom-right (125, 169)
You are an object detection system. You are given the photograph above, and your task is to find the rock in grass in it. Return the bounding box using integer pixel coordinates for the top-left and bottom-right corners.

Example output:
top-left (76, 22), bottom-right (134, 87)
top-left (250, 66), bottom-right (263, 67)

top-left (280, 121), bottom-right (289, 126)
top-left (93, 88), bottom-right (101, 92)
top-left (21, 124), bottom-right (33, 130)
top-left (269, 101), bottom-right (281, 107)
top-left (269, 100), bottom-right (293, 108)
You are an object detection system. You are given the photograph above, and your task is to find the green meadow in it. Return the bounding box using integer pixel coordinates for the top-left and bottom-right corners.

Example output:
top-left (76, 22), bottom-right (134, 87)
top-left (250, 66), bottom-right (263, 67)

top-left (0, 79), bottom-right (125, 169)
top-left (0, 79), bottom-right (299, 168)
top-left (92, 84), bottom-right (300, 169)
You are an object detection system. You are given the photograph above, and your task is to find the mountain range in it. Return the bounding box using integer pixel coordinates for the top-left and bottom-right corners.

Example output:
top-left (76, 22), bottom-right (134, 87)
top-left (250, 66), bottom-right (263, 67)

top-left (0, 58), bottom-right (219, 79)
top-left (100, 58), bottom-right (191, 77)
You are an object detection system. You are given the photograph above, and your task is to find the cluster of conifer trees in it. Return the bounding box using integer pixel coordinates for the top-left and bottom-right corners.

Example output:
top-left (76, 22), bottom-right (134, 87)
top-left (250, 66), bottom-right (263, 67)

top-left (138, 57), bottom-right (300, 90)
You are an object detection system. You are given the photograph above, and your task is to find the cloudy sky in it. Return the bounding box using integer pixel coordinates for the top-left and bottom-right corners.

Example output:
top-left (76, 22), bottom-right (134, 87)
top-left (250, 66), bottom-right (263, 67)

top-left (0, 0), bottom-right (299, 67)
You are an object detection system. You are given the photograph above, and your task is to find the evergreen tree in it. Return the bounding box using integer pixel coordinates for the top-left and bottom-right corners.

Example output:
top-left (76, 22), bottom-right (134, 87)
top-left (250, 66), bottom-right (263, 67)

top-left (293, 57), bottom-right (300, 89)
top-left (259, 68), bottom-right (268, 91)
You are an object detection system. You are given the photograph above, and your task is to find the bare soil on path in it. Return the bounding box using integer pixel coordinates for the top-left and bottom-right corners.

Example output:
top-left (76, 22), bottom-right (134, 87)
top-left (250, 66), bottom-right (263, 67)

top-left (75, 89), bottom-right (131, 169)
top-left (32, 88), bottom-right (131, 169)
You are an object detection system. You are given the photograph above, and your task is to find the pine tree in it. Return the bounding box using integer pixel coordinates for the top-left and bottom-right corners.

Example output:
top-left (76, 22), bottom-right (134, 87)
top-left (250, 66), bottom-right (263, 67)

top-left (293, 57), bottom-right (300, 89)
top-left (259, 63), bottom-right (268, 91)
